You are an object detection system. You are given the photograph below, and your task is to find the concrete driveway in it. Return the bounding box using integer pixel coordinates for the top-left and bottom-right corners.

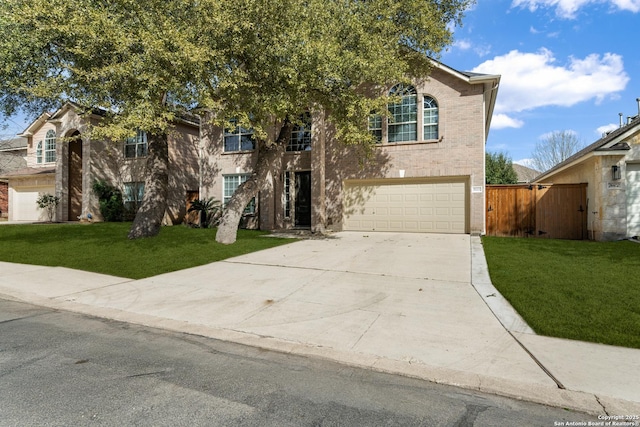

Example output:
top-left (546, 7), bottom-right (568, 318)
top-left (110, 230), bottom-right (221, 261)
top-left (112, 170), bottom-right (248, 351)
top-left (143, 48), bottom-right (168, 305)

top-left (38, 233), bottom-right (555, 397)
top-left (3, 231), bottom-right (636, 414)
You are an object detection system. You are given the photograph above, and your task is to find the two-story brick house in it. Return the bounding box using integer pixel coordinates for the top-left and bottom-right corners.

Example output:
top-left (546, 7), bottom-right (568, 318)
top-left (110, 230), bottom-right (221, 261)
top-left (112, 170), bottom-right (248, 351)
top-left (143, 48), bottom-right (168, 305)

top-left (1, 102), bottom-right (200, 223)
top-left (3, 61), bottom-right (499, 232)
top-left (201, 62), bottom-right (500, 235)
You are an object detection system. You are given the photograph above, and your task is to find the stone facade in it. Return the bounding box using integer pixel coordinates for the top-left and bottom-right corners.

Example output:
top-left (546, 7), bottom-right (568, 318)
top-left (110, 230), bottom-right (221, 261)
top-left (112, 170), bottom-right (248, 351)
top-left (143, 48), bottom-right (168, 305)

top-left (536, 119), bottom-right (640, 241)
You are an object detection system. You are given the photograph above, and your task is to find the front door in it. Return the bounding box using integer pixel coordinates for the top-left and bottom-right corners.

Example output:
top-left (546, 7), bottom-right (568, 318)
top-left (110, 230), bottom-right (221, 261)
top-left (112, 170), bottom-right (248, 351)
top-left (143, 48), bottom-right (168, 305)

top-left (294, 171), bottom-right (311, 227)
top-left (68, 134), bottom-right (82, 220)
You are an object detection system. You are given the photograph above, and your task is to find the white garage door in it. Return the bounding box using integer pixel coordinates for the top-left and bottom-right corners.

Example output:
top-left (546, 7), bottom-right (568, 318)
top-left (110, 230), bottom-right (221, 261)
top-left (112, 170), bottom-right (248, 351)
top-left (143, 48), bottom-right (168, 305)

top-left (627, 163), bottom-right (640, 237)
top-left (343, 178), bottom-right (468, 233)
top-left (10, 186), bottom-right (55, 221)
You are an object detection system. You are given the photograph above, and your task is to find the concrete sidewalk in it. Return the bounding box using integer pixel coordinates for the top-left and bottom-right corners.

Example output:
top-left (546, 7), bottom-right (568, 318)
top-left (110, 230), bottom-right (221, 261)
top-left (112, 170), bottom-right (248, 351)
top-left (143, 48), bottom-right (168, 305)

top-left (0, 232), bottom-right (638, 416)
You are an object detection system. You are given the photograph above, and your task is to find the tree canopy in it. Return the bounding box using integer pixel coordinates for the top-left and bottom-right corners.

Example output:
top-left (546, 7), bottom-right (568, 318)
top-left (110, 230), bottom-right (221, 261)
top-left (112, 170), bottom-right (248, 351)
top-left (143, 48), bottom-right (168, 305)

top-left (485, 151), bottom-right (518, 185)
top-left (0, 0), bottom-right (472, 240)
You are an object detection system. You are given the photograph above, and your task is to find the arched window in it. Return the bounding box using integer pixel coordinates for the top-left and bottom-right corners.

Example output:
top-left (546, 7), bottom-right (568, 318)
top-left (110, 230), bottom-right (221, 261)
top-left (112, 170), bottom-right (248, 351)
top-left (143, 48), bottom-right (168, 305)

top-left (36, 141), bottom-right (43, 164)
top-left (388, 84), bottom-right (417, 142)
top-left (44, 130), bottom-right (56, 163)
top-left (423, 96), bottom-right (439, 140)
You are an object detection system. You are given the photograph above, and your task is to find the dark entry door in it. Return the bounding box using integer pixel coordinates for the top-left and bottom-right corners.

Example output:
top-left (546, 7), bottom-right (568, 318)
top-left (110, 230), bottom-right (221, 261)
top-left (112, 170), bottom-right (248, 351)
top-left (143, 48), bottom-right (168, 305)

top-left (68, 134), bottom-right (82, 220)
top-left (294, 171), bottom-right (311, 227)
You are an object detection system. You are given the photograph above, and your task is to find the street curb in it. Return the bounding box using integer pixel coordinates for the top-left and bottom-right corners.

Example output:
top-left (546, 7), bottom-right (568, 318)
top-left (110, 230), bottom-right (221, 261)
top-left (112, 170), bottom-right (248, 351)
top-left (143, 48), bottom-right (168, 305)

top-left (2, 287), bottom-right (639, 416)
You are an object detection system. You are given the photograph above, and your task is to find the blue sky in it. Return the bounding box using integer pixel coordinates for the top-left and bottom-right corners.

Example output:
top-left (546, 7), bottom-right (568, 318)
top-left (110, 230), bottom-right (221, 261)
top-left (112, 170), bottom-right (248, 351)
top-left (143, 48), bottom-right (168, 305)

top-left (442, 0), bottom-right (640, 166)
top-left (2, 0), bottom-right (638, 167)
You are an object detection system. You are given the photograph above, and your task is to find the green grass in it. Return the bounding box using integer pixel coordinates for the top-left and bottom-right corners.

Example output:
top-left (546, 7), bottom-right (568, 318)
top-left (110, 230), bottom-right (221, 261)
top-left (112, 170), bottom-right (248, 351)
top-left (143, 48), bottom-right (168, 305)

top-left (0, 223), bottom-right (293, 279)
top-left (482, 236), bottom-right (640, 349)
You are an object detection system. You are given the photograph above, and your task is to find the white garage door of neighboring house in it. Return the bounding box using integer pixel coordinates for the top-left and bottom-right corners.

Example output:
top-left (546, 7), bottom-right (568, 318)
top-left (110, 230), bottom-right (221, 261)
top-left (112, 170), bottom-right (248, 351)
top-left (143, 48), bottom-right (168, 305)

top-left (627, 163), bottom-right (640, 237)
top-left (343, 178), bottom-right (468, 233)
top-left (10, 186), bottom-right (55, 221)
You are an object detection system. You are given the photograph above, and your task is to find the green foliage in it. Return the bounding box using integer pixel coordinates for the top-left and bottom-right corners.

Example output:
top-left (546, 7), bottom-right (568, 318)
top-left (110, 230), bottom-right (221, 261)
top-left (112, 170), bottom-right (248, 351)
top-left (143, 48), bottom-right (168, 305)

top-left (35, 193), bottom-right (60, 222)
top-left (92, 180), bottom-right (124, 222)
top-left (1, 0), bottom-right (471, 239)
top-left (0, 0), bottom-right (470, 146)
top-left (485, 151), bottom-right (518, 184)
top-left (0, 223), bottom-right (292, 279)
top-left (187, 198), bottom-right (222, 228)
top-left (482, 236), bottom-right (640, 349)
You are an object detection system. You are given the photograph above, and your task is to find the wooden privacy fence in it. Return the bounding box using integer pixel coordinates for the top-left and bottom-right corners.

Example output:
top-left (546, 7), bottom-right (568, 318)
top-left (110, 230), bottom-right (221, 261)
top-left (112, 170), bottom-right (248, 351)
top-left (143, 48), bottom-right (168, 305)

top-left (486, 183), bottom-right (588, 240)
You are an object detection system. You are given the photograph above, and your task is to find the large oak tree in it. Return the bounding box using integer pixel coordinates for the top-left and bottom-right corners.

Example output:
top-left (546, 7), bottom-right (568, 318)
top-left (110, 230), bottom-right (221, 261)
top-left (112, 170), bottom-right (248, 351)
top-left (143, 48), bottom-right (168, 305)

top-left (0, 0), bottom-right (471, 242)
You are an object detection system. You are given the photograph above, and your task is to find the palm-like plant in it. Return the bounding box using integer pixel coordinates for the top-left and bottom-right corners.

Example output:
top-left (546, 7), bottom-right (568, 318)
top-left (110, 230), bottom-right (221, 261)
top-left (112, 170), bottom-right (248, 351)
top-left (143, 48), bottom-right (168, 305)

top-left (187, 198), bottom-right (222, 228)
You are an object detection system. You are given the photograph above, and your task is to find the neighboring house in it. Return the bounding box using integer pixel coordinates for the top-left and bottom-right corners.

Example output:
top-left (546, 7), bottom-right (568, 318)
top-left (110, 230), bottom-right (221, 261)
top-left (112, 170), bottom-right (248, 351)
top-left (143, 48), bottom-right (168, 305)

top-left (512, 164), bottom-right (539, 184)
top-left (0, 137), bottom-right (28, 219)
top-left (201, 62), bottom-right (500, 235)
top-left (535, 105), bottom-right (640, 241)
top-left (0, 102), bottom-right (200, 222)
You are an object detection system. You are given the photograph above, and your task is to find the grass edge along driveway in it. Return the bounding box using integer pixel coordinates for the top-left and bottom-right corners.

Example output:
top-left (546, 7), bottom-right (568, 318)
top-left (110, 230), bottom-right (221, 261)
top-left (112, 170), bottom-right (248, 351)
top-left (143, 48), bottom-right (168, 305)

top-left (481, 236), bottom-right (640, 349)
top-left (0, 222), bottom-right (293, 280)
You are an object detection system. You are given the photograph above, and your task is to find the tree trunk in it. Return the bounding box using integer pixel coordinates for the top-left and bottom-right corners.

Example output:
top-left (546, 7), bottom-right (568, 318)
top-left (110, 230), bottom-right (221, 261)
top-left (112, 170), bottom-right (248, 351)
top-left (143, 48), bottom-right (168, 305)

top-left (128, 132), bottom-right (169, 239)
top-left (215, 121), bottom-right (293, 244)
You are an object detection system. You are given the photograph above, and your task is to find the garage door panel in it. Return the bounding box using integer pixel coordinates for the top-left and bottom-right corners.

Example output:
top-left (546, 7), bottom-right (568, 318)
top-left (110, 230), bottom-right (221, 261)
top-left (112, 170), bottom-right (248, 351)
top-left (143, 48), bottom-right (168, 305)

top-left (11, 186), bottom-right (55, 221)
top-left (343, 179), bottom-right (468, 233)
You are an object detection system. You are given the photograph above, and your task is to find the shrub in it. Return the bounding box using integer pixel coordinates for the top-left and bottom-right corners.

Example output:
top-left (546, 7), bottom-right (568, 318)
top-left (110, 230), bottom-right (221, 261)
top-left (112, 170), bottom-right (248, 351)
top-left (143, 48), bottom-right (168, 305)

top-left (92, 180), bottom-right (124, 222)
top-left (36, 193), bottom-right (60, 222)
top-left (187, 198), bottom-right (222, 228)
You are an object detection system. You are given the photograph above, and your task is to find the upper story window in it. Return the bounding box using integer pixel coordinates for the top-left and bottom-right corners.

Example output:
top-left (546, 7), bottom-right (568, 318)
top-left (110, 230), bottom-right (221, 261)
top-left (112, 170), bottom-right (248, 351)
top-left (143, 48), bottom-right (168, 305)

top-left (387, 84), bottom-right (417, 143)
top-left (423, 96), bottom-right (439, 140)
top-left (36, 130), bottom-right (57, 164)
top-left (224, 120), bottom-right (255, 152)
top-left (36, 141), bottom-right (43, 164)
top-left (124, 130), bottom-right (148, 158)
top-left (287, 112), bottom-right (312, 152)
top-left (368, 114), bottom-right (382, 143)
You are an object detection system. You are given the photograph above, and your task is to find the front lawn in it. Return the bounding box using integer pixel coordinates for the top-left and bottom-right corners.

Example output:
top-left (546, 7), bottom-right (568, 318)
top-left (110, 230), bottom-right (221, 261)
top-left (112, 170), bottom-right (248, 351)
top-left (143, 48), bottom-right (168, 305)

top-left (0, 223), bottom-right (293, 279)
top-left (482, 237), bottom-right (640, 349)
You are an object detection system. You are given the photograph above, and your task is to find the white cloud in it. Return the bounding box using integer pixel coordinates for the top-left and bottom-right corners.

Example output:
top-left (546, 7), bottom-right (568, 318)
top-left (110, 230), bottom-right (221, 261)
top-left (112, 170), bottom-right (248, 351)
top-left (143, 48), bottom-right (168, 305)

top-left (612, 0), bottom-right (640, 12)
top-left (512, 0), bottom-right (640, 18)
top-left (491, 114), bottom-right (525, 129)
top-left (454, 39), bottom-right (472, 50)
top-left (473, 49), bottom-right (629, 116)
top-left (596, 123), bottom-right (618, 135)
top-left (473, 44), bottom-right (493, 57)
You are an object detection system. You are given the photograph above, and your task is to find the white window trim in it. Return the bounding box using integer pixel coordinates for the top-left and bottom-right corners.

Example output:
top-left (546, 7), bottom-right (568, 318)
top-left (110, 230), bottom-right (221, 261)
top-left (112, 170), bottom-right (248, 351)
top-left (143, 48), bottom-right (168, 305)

top-left (287, 112), bottom-right (312, 152)
top-left (36, 141), bottom-right (43, 164)
top-left (223, 120), bottom-right (255, 152)
top-left (373, 88), bottom-right (440, 145)
top-left (423, 95), bottom-right (439, 141)
top-left (44, 130), bottom-right (56, 163)
top-left (123, 182), bottom-right (145, 211)
top-left (223, 174), bottom-right (256, 214)
top-left (124, 130), bottom-right (148, 158)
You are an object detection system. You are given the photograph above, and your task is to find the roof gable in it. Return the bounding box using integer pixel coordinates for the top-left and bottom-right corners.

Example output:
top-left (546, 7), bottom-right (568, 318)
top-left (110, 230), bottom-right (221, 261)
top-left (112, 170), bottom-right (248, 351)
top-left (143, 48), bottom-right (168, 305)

top-left (535, 116), bottom-right (640, 181)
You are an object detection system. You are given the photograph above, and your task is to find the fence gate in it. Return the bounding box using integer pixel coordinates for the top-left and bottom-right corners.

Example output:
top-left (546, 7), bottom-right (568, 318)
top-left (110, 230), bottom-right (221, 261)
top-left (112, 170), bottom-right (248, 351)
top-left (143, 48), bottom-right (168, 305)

top-left (486, 184), bottom-right (587, 239)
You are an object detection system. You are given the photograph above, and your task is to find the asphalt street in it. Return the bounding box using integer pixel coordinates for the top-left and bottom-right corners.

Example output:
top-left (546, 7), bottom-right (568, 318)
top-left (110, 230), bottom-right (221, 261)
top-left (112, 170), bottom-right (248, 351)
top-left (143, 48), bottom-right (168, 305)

top-left (0, 298), bottom-right (595, 426)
